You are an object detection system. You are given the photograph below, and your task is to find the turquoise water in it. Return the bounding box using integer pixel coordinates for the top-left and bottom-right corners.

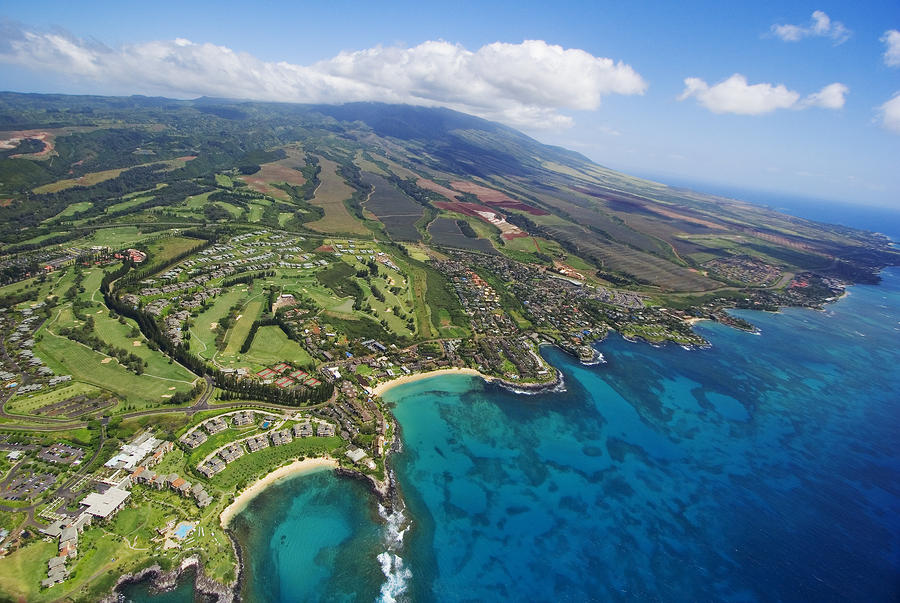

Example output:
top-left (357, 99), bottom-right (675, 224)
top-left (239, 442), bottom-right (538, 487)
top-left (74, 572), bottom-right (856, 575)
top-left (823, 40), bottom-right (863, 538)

top-left (127, 266), bottom-right (900, 602)
top-left (388, 270), bottom-right (900, 601)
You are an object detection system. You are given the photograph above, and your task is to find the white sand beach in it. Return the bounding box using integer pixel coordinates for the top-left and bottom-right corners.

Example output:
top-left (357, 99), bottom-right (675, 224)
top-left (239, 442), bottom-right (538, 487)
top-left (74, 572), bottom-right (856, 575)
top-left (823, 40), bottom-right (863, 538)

top-left (219, 456), bottom-right (339, 528)
top-left (370, 367), bottom-right (489, 398)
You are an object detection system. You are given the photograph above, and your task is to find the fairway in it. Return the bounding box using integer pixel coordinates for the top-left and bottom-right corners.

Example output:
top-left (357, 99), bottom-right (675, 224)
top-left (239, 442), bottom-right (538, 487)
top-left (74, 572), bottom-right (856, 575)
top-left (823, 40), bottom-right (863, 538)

top-left (242, 325), bottom-right (313, 368)
top-left (305, 157), bottom-right (369, 234)
top-left (191, 288), bottom-right (248, 359)
top-left (36, 327), bottom-right (195, 409)
top-left (222, 299), bottom-right (264, 356)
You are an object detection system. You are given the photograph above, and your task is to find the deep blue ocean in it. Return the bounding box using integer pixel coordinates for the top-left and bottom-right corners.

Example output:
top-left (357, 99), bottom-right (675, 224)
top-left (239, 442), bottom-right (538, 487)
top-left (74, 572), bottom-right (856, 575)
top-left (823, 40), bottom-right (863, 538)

top-left (124, 200), bottom-right (900, 602)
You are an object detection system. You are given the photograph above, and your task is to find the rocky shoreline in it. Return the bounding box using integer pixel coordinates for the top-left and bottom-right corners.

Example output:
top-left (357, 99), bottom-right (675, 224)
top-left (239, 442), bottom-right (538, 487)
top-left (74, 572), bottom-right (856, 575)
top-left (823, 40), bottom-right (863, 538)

top-left (103, 554), bottom-right (238, 603)
top-left (102, 354), bottom-right (565, 602)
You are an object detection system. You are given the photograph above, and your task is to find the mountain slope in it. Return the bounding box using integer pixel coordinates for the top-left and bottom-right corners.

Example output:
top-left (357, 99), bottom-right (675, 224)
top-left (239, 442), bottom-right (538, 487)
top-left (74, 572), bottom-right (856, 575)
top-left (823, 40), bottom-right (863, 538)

top-left (0, 93), bottom-right (896, 291)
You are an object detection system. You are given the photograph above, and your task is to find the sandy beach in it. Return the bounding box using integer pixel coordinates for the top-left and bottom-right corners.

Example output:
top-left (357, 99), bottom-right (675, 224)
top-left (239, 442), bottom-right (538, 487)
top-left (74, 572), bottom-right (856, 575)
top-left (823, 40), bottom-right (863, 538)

top-left (370, 367), bottom-right (489, 398)
top-left (220, 457), bottom-right (339, 528)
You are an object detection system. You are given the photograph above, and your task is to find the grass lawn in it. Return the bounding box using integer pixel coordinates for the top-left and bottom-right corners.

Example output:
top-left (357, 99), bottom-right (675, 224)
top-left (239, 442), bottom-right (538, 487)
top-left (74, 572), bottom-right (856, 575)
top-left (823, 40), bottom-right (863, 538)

top-left (216, 202), bottom-right (243, 218)
top-left (87, 227), bottom-right (144, 249)
top-left (208, 437), bottom-right (343, 490)
top-left (386, 250), bottom-right (434, 339)
top-left (222, 299), bottom-right (264, 357)
top-left (35, 325), bottom-right (194, 411)
top-left (90, 309), bottom-right (196, 382)
top-left (215, 173), bottom-right (233, 188)
top-left (184, 190), bottom-right (215, 209)
top-left (144, 236), bottom-right (204, 266)
top-left (5, 382), bottom-right (101, 416)
top-left (0, 540), bottom-right (57, 601)
top-left (248, 200), bottom-right (269, 222)
top-left (277, 212), bottom-right (294, 227)
top-left (190, 288), bottom-right (248, 360)
top-left (101, 196), bottom-right (153, 216)
top-left (44, 201), bottom-right (93, 222)
top-left (243, 325), bottom-right (314, 369)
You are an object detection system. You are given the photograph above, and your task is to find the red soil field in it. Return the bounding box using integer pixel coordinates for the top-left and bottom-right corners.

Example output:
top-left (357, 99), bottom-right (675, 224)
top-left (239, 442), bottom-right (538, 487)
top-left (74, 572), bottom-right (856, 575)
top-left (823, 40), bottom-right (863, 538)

top-left (417, 178), bottom-right (461, 201)
top-left (450, 181), bottom-right (548, 215)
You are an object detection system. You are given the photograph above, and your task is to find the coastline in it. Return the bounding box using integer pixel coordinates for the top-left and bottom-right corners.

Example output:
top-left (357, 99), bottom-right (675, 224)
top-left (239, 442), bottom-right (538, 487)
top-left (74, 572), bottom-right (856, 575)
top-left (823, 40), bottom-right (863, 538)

top-left (219, 457), bottom-right (339, 528)
top-left (370, 367), bottom-right (489, 398)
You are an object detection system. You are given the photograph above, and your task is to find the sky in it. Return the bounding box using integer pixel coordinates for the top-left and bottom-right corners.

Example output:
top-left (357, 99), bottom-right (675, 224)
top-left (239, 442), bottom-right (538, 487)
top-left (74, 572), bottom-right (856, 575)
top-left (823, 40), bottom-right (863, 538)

top-left (0, 0), bottom-right (898, 207)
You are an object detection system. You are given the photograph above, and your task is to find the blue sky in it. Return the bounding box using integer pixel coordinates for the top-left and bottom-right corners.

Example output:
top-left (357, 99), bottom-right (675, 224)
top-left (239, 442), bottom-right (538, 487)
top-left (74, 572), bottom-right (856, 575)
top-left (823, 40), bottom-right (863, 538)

top-left (1, 0), bottom-right (898, 207)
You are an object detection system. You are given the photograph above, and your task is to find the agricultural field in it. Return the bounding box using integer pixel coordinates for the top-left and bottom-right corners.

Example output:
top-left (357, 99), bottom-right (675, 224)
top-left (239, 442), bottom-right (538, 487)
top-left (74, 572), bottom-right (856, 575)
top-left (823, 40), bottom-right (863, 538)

top-left (240, 148), bottom-right (307, 199)
top-left (428, 217), bottom-right (498, 254)
top-left (360, 172), bottom-right (423, 241)
top-left (305, 157), bottom-right (368, 235)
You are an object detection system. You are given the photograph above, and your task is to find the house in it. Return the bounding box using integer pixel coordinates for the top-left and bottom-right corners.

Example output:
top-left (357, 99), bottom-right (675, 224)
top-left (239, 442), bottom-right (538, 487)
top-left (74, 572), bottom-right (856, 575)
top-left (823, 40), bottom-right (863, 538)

top-left (204, 417), bottom-right (227, 435)
top-left (180, 430), bottom-right (208, 449)
top-left (270, 429), bottom-right (292, 446)
top-left (198, 457), bottom-right (226, 478)
top-left (191, 483), bottom-right (212, 507)
top-left (220, 443), bottom-right (244, 463)
top-left (293, 422), bottom-right (313, 438)
top-left (233, 411), bottom-right (254, 426)
top-left (247, 434), bottom-right (269, 452)
top-left (316, 423), bottom-right (336, 437)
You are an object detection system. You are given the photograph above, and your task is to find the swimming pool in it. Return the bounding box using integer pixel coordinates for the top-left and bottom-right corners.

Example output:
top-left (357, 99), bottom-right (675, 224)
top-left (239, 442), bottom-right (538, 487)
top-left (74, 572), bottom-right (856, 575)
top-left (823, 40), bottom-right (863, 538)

top-left (174, 523), bottom-right (195, 539)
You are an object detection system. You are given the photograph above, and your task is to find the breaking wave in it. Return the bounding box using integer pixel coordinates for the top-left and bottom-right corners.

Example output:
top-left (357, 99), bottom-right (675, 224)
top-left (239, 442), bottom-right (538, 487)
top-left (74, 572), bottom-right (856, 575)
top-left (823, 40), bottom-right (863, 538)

top-left (376, 486), bottom-right (412, 603)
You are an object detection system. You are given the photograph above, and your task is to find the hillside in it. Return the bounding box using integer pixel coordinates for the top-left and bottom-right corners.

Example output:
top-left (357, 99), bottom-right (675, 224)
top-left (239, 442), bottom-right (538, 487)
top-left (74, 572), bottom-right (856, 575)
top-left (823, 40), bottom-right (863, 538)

top-left (0, 93), bottom-right (897, 293)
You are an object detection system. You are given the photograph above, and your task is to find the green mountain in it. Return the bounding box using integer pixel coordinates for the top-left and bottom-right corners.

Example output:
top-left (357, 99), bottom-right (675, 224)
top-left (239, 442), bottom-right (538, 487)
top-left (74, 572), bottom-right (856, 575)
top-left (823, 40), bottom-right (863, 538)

top-left (0, 93), bottom-right (896, 292)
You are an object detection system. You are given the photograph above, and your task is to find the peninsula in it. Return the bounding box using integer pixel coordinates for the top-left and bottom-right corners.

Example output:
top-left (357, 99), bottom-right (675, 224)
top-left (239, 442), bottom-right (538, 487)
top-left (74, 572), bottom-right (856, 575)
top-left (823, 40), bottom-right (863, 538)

top-left (0, 95), bottom-right (896, 602)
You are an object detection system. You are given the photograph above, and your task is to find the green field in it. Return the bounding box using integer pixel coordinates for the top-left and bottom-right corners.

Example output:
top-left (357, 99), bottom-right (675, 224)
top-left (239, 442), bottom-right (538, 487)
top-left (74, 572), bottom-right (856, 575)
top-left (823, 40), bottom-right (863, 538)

top-left (35, 324), bottom-right (195, 410)
top-left (215, 173), bottom-right (233, 188)
top-left (86, 226), bottom-right (144, 248)
top-left (222, 299), bottom-right (264, 357)
top-left (243, 325), bottom-right (314, 368)
top-left (208, 438), bottom-right (343, 490)
top-left (44, 201), bottom-right (93, 222)
top-left (5, 382), bottom-right (101, 416)
top-left (190, 288), bottom-right (249, 360)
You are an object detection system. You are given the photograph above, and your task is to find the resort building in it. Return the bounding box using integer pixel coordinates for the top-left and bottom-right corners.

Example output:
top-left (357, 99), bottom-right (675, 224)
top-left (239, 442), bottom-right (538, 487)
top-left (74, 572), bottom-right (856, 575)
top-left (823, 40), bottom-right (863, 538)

top-left (293, 422), bottom-right (313, 438)
top-left (233, 411), bottom-right (254, 426)
top-left (79, 487), bottom-right (131, 520)
top-left (204, 417), bottom-right (228, 435)
top-left (270, 429), bottom-right (293, 446)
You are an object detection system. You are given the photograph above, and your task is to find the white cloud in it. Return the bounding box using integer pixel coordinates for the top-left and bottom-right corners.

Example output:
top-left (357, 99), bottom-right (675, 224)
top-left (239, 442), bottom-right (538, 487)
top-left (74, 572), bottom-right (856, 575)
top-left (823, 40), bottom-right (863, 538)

top-left (678, 74), bottom-right (847, 115)
top-left (0, 24), bottom-right (647, 129)
top-left (771, 10), bottom-right (851, 44)
top-left (800, 82), bottom-right (848, 109)
top-left (879, 93), bottom-right (900, 134)
top-left (678, 74), bottom-right (799, 115)
top-left (882, 30), bottom-right (900, 67)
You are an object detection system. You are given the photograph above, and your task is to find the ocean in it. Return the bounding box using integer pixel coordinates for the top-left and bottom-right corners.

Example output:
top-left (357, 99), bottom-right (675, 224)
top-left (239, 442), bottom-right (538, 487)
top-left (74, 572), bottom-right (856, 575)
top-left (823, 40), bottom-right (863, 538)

top-left (124, 201), bottom-right (900, 602)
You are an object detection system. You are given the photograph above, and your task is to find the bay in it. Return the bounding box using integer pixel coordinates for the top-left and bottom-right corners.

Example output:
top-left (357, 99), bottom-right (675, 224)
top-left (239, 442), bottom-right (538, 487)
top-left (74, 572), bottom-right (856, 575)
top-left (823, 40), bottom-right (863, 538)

top-left (128, 269), bottom-right (900, 601)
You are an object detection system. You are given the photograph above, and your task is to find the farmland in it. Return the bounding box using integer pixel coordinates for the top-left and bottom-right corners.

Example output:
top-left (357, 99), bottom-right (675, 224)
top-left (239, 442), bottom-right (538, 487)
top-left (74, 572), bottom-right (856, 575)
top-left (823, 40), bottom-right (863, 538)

top-left (428, 217), bottom-right (498, 254)
top-left (360, 172), bottom-right (424, 241)
top-left (305, 157), bottom-right (369, 235)
top-left (0, 96), bottom-right (896, 603)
